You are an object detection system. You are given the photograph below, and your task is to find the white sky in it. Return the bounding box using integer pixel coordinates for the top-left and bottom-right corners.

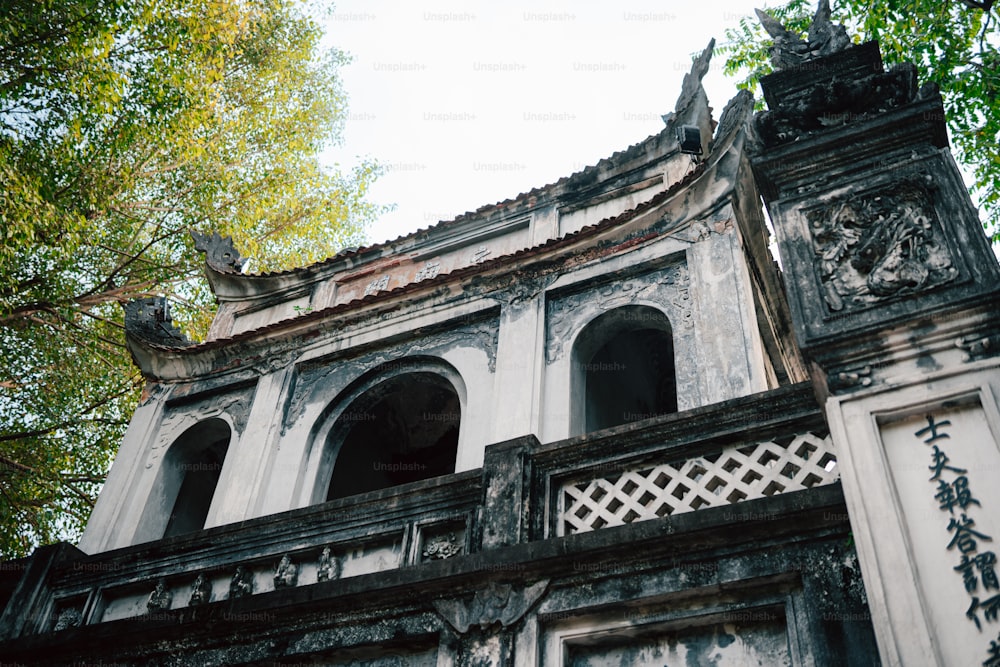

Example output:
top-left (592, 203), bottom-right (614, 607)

top-left (321, 0), bottom-right (772, 246)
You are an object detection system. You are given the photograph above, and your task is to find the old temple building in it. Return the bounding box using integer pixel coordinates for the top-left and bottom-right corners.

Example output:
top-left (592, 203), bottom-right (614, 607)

top-left (2, 3), bottom-right (999, 665)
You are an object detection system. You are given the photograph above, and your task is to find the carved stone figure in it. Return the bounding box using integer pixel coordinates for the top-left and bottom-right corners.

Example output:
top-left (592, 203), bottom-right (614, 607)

top-left (190, 229), bottom-right (244, 273)
top-left (316, 546), bottom-right (341, 582)
top-left (53, 607), bottom-right (82, 631)
top-left (422, 533), bottom-right (463, 561)
top-left (189, 573), bottom-right (212, 606)
top-left (146, 578), bottom-right (172, 612)
top-left (808, 181), bottom-right (958, 312)
top-left (228, 565), bottom-right (253, 599)
top-left (273, 554), bottom-right (298, 589)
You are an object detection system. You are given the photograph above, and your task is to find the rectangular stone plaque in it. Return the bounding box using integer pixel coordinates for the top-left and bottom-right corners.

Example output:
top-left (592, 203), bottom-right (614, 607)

top-left (880, 396), bottom-right (1000, 664)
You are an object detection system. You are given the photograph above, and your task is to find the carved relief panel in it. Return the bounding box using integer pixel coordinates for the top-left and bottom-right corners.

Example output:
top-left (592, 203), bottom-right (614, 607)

top-left (806, 179), bottom-right (958, 313)
top-left (769, 157), bottom-right (994, 350)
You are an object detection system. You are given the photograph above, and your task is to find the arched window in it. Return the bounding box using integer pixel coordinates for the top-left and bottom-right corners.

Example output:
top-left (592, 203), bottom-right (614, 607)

top-left (571, 306), bottom-right (677, 435)
top-left (324, 372), bottom-right (460, 500)
top-left (136, 418), bottom-right (231, 542)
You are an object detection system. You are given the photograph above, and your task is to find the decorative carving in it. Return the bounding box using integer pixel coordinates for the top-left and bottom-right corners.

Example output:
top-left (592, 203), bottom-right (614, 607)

top-left (283, 316), bottom-right (500, 432)
top-left (145, 383), bottom-right (256, 470)
top-left (422, 533), bottom-right (463, 561)
top-left (124, 297), bottom-right (192, 349)
top-left (829, 366), bottom-right (873, 392)
top-left (228, 565), bottom-right (253, 599)
top-left (754, 60), bottom-right (918, 148)
top-left (273, 554), bottom-right (298, 589)
top-left (414, 261), bottom-right (441, 282)
top-left (316, 546), bottom-right (341, 582)
top-left (471, 245), bottom-right (492, 264)
top-left (956, 334), bottom-right (1000, 363)
top-left (750, 3), bottom-right (927, 149)
top-left (711, 89), bottom-right (754, 149)
top-left (661, 39), bottom-right (714, 127)
top-left (756, 0), bottom-right (850, 70)
top-left (489, 272), bottom-right (555, 310)
top-left (146, 578), bottom-right (172, 612)
top-left (432, 580), bottom-right (549, 634)
top-left (191, 230), bottom-right (244, 273)
top-left (53, 607), bottom-right (83, 631)
top-left (545, 263), bottom-right (691, 364)
top-left (189, 573), bottom-right (212, 606)
top-left (364, 274), bottom-right (391, 297)
top-left (808, 181), bottom-right (958, 313)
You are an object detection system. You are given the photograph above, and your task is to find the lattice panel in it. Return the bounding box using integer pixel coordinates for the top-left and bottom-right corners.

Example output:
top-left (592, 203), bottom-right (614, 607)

top-left (559, 432), bottom-right (839, 535)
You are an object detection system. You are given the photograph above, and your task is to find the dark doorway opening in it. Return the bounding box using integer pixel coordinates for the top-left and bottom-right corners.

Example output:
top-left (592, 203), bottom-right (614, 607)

top-left (327, 372), bottom-right (460, 500)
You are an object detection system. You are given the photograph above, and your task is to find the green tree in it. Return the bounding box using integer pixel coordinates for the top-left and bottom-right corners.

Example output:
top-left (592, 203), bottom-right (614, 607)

top-left (0, 0), bottom-right (381, 558)
top-left (720, 0), bottom-right (1000, 240)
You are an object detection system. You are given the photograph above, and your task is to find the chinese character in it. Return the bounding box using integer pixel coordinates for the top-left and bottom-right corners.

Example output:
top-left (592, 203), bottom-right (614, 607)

top-left (414, 261), bottom-right (440, 282)
top-left (471, 245), bottom-right (491, 264)
top-left (968, 595), bottom-right (1000, 631)
top-left (929, 445), bottom-right (968, 481)
top-left (985, 632), bottom-right (1000, 666)
top-left (949, 514), bottom-right (994, 554)
top-left (936, 476), bottom-right (982, 513)
top-left (364, 274), bottom-right (390, 296)
top-left (955, 552), bottom-right (999, 595)
top-left (916, 414), bottom-right (952, 444)
top-left (981, 552), bottom-right (1000, 591)
top-left (958, 555), bottom-right (979, 593)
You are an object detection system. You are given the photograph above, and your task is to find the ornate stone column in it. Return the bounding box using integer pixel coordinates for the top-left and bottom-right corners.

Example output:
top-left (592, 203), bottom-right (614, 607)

top-left (749, 3), bottom-right (1000, 665)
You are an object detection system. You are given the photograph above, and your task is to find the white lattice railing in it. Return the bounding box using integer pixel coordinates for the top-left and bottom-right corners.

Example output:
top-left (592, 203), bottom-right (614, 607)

top-left (558, 432), bottom-right (839, 535)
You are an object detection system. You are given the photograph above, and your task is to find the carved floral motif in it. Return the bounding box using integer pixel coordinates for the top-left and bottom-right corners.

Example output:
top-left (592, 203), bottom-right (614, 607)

top-left (808, 181), bottom-right (958, 313)
top-left (53, 607), bottom-right (83, 631)
top-left (422, 533), bottom-right (463, 561)
top-left (283, 316), bottom-right (500, 432)
top-left (145, 384), bottom-right (255, 470)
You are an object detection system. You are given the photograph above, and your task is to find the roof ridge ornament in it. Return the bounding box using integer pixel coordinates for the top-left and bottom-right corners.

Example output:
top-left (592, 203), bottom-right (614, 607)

top-left (191, 229), bottom-right (245, 274)
top-left (755, 0), bottom-right (851, 70)
top-left (123, 296), bottom-right (192, 348)
top-left (661, 38), bottom-right (715, 128)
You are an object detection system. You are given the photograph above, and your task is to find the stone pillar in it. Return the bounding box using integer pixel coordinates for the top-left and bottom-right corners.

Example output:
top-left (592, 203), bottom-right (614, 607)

top-left (490, 286), bottom-right (546, 443)
top-left (749, 6), bottom-right (1000, 665)
top-left (211, 369), bottom-right (290, 523)
top-left (480, 435), bottom-right (538, 549)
